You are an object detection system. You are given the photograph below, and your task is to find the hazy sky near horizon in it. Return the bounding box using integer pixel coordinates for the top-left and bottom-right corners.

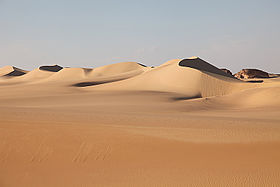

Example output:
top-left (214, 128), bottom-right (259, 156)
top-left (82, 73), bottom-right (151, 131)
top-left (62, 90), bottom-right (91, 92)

top-left (0, 0), bottom-right (279, 73)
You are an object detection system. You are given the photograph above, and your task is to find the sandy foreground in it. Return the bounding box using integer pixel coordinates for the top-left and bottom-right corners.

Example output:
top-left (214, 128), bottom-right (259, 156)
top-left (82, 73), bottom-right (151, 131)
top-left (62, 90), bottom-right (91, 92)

top-left (0, 58), bottom-right (280, 186)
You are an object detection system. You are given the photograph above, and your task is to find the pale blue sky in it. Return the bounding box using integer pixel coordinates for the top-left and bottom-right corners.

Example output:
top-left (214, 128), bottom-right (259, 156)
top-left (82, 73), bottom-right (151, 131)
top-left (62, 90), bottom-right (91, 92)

top-left (0, 0), bottom-right (279, 73)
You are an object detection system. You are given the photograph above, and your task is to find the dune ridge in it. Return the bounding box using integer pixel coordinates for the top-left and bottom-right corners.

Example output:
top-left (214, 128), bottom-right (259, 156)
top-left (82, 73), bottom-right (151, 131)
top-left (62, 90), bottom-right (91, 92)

top-left (85, 57), bottom-right (258, 98)
top-left (14, 68), bottom-right (57, 82)
top-left (0, 58), bottom-right (267, 98)
top-left (31, 62), bottom-right (148, 85)
top-left (86, 61), bottom-right (148, 79)
top-left (39, 67), bottom-right (91, 83)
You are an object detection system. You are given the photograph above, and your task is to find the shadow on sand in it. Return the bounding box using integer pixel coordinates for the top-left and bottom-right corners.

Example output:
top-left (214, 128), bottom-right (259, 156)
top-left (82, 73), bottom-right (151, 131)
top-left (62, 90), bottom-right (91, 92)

top-left (39, 65), bottom-right (63, 72)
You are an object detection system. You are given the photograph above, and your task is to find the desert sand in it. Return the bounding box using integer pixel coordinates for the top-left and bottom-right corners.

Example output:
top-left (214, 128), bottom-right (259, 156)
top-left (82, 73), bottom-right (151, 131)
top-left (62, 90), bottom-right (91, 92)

top-left (0, 57), bottom-right (280, 187)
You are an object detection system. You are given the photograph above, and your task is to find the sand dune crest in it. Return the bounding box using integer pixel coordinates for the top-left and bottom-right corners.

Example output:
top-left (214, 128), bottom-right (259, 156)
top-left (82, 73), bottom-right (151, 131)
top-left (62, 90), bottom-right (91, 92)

top-left (0, 65), bottom-right (27, 77)
top-left (88, 61), bottom-right (147, 78)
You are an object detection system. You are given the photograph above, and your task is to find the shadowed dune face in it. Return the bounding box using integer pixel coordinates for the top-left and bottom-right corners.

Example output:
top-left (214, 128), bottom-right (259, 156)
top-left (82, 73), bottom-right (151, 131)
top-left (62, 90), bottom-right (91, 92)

top-left (4, 69), bottom-right (26, 76)
top-left (72, 77), bottom-right (133, 87)
top-left (136, 62), bottom-right (147, 67)
top-left (179, 58), bottom-right (236, 79)
top-left (39, 65), bottom-right (63, 72)
top-left (73, 81), bottom-right (115, 87)
top-left (245, 80), bottom-right (264, 83)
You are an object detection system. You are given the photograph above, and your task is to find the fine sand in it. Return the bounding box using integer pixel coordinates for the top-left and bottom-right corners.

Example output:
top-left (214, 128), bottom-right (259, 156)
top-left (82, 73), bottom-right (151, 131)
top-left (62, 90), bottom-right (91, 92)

top-left (0, 57), bottom-right (280, 187)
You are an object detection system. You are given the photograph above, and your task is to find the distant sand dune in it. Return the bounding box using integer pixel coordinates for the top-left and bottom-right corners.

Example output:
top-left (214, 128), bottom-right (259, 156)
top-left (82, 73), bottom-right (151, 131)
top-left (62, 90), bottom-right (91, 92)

top-left (39, 67), bottom-right (90, 83)
top-left (88, 61), bottom-right (147, 78)
top-left (0, 65), bottom-right (27, 77)
top-left (16, 68), bottom-right (57, 81)
top-left (33, 62), bottom-right (148, 86)
top-left (69, 62), bottom-right (149, 86)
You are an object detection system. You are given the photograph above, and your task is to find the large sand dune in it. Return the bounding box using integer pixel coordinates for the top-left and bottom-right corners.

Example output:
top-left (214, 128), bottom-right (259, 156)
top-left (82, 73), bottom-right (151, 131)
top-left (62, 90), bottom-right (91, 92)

top-left (86, 57), bottom-right (255, 98)
top-left (0, 57), bottom-right (280, 187)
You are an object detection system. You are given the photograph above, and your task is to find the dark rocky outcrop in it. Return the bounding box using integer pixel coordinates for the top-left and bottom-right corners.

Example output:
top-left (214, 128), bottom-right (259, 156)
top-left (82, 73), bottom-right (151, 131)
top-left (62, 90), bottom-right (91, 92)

top-left (220, 68), bottom-right (233, 76)
top-left (234, 69), bottom-right (269, 79)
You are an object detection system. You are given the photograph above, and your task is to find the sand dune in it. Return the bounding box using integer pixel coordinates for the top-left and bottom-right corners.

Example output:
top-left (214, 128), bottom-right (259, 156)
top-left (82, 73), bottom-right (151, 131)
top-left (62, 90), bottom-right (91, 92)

top-left (0, 65), bottom-right (27, 77)
top-left (88, 61), bottom-right (147, 77)
top-left (66, 62), bottom-right (149, 86)
top-left (0, 58), bottom-right (280, 187)
top-left (39, 67), bottom-right (91, 83)
top-left (87, 57), bottom-right (256, 98)
top-left (35, 62), bottom-right (148, 85)
top-left (0, 66), bottom-right (15, 76)
top-left (15, 68), bottom-right (57, 82)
